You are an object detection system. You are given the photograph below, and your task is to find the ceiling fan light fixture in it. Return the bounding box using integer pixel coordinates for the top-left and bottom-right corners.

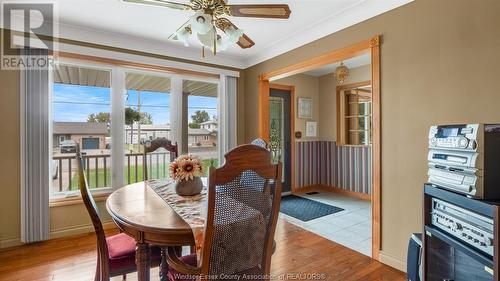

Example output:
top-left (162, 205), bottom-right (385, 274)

top-left (176, 26), bottom-right (191, 46)
top-left (217, 36), bottom-right (229, 51)
top-left (197, 26), bottom-right (217, 48)
top-left (226, 26), bottom-right (244, 44)
top-left (189, 11), bottom-right (213, 35)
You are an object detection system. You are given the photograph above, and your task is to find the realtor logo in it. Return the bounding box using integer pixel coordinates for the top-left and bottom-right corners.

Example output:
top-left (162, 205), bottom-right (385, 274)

top-left (1, 2), bottom-right (57, 70)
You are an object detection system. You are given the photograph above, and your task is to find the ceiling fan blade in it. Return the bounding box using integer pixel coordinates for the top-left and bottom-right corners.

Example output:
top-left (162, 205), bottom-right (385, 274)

top-left (216, 18), bottom-right (255, 49)
top-left (227, 4), bottom-right (291, 19)
top-left (122, 0), bottom-right (191, 11)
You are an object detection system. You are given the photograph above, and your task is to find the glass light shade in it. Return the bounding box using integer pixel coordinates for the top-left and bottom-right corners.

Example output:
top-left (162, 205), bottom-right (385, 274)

top-left (226, 26), bottom-right (244, 44)
top-left (197, 27), bottom-right (216, 47)
top-left (176, 27), bottom-right (191, 47)
top-left (189, 11), bottom-right (213, 35)
top-left (217, 36), bottom-right (228, 51)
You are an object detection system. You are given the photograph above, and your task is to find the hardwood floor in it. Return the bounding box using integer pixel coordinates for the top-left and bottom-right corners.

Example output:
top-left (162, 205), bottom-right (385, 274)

top-left (0, 219), bottom-right (405, 281)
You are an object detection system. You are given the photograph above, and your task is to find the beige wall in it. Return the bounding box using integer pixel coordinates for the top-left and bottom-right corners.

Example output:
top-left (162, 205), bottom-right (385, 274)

top-left (274, 74), bottom-right (320, 141)
top-left (244, 0), bottom-right (500, 267)
top-left (0, 69), bottom-right (21, 246)
top-left (318, 64), bottom-right (371, 141)
top-left (318, 74), bottom-right (336, 141)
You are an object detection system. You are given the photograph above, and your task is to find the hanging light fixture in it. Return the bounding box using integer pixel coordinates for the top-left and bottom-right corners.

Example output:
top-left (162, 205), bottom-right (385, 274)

top-left (225, 26), bottom-right (244, 44)
top-left (171, 10), bottom-right (244, 57)
top-left (175, 26), bottom-right (191, 47)
top-left (334, 62), bottom-right (350, 85)
top-left (189, 11), bottom-right (213, 35)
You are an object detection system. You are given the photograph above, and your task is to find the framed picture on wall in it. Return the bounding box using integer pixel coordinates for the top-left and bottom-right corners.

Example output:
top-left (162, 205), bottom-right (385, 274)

top-left (305, 121), bottom-right (317, 137)
top-left (297, 97), bottom-right (312, 119)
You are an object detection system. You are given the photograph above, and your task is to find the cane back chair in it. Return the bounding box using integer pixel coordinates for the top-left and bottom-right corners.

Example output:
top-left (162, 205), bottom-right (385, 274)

top-left (166, 144), bottom-right (282, 281)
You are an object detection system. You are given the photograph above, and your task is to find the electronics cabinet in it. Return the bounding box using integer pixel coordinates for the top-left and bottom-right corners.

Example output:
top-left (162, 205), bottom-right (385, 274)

top-left (423, 185), bottom-right (500, 281)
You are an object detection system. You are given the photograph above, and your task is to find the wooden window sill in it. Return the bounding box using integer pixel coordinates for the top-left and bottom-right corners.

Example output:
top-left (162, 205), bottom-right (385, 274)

top-left (49, 192), bottom-right (111, 207)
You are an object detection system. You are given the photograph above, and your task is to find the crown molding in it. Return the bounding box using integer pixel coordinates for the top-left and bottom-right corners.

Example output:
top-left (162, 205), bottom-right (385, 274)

top-left (242, 0), bottom-right (414, 68)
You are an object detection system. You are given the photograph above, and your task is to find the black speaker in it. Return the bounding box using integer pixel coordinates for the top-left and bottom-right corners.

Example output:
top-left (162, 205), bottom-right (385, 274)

top-left (407, 233), bottom-right (422, 281)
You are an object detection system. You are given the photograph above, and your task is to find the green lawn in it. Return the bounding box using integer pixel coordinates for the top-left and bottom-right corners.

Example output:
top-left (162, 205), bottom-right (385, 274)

top-left (71, 158), bottom-right (219, 190)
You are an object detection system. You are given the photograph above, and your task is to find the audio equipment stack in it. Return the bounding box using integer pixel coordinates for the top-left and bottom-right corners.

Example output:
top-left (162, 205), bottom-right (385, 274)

top-left (423, 124), bottom-right (500, 281)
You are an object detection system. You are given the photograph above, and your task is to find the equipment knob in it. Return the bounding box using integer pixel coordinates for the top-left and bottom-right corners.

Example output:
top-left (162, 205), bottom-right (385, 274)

top-left (483, 237), bottom-right (493, 246)
top-left (452, 222), bottom-right (462, 231)
top-left (430, 137), bottom-right (437, 146)
top-left (458, 137), bottom-right (468, 148)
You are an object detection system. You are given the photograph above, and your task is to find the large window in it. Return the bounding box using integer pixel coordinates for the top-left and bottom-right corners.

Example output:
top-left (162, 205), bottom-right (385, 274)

top-left (51, 64), bottom-right (112, 193)
top-left (124, 72), bottom-right (171, 183)
top-left (337, 82), bottom-right (372, 146)
top-left (49, 60), bottom-right (225, 198)
top-left (185, 79), bottom-right (219, 176)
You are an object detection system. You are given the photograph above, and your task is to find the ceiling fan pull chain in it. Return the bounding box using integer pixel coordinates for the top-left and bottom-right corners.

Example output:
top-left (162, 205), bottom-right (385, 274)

top-left (213, 30), bottom-right (217, 55)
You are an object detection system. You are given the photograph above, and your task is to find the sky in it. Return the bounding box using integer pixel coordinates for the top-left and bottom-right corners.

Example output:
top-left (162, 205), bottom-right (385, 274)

top-left (52, 83), bottom-right (218, 124)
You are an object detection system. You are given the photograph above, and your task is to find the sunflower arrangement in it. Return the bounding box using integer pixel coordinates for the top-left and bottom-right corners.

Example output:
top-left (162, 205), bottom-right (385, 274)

top-left (169, 155), bottom-right (203, 181)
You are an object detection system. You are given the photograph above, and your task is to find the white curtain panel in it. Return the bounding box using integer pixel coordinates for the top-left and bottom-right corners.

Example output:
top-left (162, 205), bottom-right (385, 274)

top-left (218, 75), bottom-right (237, 161)
top-left (20, 48), bottom-right (50, 243)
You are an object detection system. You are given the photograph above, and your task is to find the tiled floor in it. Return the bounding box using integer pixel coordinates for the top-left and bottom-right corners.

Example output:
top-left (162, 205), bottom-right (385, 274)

top-left (279, 191), bottom-right (372, 256)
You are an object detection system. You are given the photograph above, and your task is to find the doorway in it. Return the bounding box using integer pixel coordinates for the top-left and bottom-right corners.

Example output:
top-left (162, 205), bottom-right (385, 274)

top-left (269, 86), bottom-right (293, 194)
top-left (258, 36), bottom-right (381, 259)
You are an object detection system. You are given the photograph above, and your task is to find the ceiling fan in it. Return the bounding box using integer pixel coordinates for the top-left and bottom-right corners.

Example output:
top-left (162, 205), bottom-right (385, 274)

top-left (122, 0), bottom-right (291, 56)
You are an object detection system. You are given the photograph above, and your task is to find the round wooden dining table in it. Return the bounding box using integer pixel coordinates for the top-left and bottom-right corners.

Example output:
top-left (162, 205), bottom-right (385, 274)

top-left (106, 181), bottom-right (196, 281)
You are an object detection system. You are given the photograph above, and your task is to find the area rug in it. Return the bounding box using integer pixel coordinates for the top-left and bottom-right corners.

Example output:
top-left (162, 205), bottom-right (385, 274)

top-left (280, 195), bottom-right (344, 221)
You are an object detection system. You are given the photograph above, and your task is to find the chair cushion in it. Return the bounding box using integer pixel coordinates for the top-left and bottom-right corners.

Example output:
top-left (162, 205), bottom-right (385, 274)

top-left (107, 233), bottom-right (136, 259)
top-left (107, 233), bottom-right (162, 276)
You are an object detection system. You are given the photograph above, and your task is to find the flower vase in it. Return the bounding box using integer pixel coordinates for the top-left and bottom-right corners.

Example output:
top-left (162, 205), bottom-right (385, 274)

top-left (174, 177), bottom-right (203, 196)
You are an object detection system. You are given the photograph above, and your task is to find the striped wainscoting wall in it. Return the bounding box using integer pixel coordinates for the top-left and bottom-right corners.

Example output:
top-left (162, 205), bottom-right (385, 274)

top-left (295, 141), bottom-right (372, 195)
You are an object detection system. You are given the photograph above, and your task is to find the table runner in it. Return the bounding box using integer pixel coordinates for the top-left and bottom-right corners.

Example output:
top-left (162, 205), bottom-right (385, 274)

top-left (146, 179), bottom-right (207, 263)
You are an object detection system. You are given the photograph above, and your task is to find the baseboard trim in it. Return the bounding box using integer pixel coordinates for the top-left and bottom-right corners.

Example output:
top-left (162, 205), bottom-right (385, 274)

top-left (327, 186), bottom-right (371, 201)
top-left (0, 220), bottom-right (116, 249)
top-left (294, 185), bottom-right (371, 201)
top-left (50, 220), bottom-right (116, 239)
top-left (0, 238), bottom-right (23, 249)
top-left (292, 185), bottom-right (323, 194)
top-left (379, 251), bottom-right (407, 273)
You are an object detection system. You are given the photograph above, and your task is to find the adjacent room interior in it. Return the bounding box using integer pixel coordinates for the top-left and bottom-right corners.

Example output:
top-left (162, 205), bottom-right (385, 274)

top-left (262, 52), bottom-right (374, 256)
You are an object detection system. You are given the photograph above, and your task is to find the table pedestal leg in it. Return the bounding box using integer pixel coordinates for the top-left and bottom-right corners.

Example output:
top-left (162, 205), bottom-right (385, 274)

top-left (159, 248), bottom-right (169, 281)
top-left (135, 242), bottom-right (151, 281)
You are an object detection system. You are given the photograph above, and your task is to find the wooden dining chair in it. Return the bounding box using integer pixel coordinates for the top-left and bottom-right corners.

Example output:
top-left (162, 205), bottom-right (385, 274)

top-left (76, 150), bottom-right (161, 281)
top-left (166, 144), bottom-right (282, 281)
top-left (142, 137), bottom-right (178, 180)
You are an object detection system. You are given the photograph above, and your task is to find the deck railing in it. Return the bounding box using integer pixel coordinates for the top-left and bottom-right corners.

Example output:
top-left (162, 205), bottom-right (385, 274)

top-left (52, 151), bottom-right (171, 192)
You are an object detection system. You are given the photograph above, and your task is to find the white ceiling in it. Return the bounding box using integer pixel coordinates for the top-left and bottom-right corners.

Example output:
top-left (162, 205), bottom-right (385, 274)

top-left (5, 0), bottom-right (414, 68)
top-left (302, 52), bottom-right (371, 77)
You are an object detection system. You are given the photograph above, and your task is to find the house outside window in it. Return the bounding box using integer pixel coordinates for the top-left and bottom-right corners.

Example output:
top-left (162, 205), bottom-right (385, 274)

top-left (50, 61), bottom-right (222, 198)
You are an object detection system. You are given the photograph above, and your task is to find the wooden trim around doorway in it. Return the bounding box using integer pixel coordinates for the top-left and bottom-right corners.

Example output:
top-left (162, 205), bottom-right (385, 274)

top-left (269, 83), bottom-right (295, 193)
top-left (258, 35), bottom-right (381, 260)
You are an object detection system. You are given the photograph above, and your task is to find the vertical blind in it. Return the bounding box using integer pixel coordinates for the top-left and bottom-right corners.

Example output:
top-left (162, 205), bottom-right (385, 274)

top-left (20, 48), bottom-right (50, 243)
top-left (218, 75), bottom-right (237, 161)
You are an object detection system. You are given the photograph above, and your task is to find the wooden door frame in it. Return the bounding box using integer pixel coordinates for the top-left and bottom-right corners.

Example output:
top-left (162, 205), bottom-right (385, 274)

top-left (269, 83), bottom-right (295, 194)
top-left (258, 36), bottom-right (381, 260)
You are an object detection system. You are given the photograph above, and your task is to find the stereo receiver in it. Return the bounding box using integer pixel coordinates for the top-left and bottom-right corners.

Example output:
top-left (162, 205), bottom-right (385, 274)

top-left (431, 198), bottom-right (494, 256)
top-left (428, 124), bottom-right (500, 199)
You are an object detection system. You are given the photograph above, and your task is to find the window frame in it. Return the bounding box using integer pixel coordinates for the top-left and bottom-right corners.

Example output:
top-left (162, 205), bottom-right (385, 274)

top-left (336, 80), bottom-right (372, 147)
top-left (49, 57), bottom-right (221, 200)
